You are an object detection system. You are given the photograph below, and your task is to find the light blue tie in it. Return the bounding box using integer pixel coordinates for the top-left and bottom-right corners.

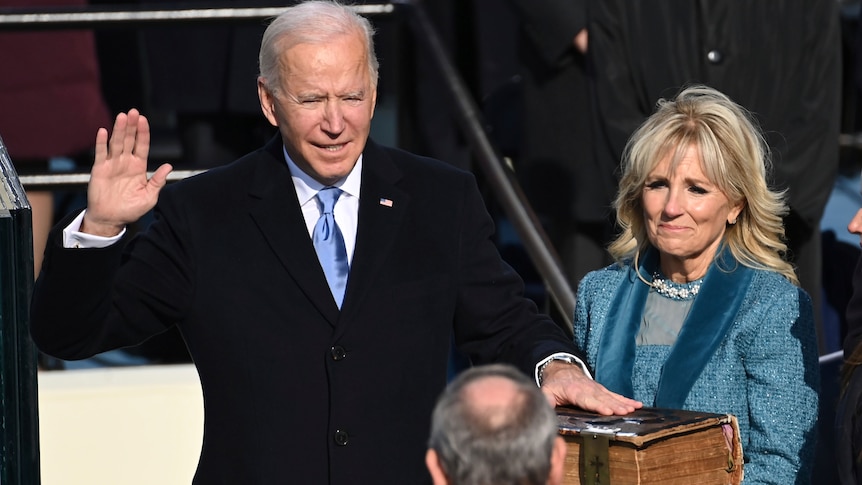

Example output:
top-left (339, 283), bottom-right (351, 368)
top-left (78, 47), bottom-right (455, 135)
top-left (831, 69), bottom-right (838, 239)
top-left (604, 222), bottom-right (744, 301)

top-left (313, 187), bottom-right (349, 308)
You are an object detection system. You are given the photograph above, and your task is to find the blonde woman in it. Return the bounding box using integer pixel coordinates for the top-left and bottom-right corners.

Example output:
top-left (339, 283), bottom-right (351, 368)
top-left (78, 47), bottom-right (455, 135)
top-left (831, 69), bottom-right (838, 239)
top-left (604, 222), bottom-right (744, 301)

top-left (574, 85), bottom-right (819, 483)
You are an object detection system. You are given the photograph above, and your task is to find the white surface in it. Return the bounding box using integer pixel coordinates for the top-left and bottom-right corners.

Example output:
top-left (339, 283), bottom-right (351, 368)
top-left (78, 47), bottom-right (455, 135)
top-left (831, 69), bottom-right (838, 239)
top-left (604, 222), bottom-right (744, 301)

top-left (38, 364), bottom-right (204, 485)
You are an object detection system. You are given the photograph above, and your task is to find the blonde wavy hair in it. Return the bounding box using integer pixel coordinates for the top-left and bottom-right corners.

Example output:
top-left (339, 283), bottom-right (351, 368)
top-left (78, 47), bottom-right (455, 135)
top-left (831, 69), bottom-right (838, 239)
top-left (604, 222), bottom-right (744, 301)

top-left (607, 85), bottom-right (798, 284)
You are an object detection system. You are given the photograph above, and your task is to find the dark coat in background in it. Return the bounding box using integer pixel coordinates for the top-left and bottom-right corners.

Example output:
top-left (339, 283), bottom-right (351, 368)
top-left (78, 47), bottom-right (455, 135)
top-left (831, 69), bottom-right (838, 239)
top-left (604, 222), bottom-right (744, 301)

top-left (837, 365), bottom-right (862, 485)
top-left (499, 0), bottom-right (615, 289)
top-left (839, 255), bottom-right (862, 484)
top-left (138, 0), bottom-right (284, 115)
top-left (504, 0), bottom-right (615, 224)
top-left (846, 256), bottom-right (862, 359)
top-left (589, 0), bottom-right (841, 232)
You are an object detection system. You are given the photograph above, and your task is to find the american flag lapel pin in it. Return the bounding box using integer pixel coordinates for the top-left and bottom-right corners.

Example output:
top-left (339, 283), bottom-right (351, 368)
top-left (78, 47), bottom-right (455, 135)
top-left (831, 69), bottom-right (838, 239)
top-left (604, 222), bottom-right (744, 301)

top-left (379, 197), bottom-right (394, 208)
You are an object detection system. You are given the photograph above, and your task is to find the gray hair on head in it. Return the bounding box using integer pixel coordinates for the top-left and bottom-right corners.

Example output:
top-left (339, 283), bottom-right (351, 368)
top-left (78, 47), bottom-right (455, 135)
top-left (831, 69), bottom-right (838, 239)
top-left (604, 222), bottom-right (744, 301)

top-left (258, 1), bottom-right (379, 95)
top-left (428, 364), bottom-right (559, 485)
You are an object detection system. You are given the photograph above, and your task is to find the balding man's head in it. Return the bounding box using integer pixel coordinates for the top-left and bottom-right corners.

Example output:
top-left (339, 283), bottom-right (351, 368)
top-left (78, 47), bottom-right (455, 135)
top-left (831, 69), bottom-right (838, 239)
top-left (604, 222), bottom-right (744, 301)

top-left (426, 364), bottom-right (567, 485)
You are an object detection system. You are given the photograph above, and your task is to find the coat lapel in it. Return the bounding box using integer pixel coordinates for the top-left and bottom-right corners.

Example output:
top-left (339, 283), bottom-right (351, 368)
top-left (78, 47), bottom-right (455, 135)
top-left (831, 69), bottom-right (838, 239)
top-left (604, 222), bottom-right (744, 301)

top-left (596, 247), bottom-right (753, 408)
top-left (655, 248), bottom-right (753, 408)
top-left (247, 137), bottom-right (341, 326)
top-left (595, 256), bottom-right (652, 397)
top-left (336, 140), bottom-right (407, 332)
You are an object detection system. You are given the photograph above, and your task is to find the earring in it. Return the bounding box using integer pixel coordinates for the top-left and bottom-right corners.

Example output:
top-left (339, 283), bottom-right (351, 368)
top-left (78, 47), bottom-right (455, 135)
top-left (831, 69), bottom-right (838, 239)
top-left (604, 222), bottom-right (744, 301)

top-left (728, 218), bottom-right (737, 225)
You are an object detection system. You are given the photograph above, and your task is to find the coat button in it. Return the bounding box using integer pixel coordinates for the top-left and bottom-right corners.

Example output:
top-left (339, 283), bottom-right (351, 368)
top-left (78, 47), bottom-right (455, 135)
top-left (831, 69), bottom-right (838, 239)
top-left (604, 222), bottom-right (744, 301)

top-left (334, 430), bottom-right (349, 446)
top-left (330, 346), bottom-right (347, 361)
top-left (707, 49), bottom-right (723, 64)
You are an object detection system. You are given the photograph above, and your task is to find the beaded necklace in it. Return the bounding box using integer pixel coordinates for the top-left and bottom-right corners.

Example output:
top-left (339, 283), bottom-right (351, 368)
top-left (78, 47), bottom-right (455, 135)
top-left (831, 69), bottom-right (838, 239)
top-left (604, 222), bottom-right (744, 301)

top-left (650, 272), bottom-right (703, 301)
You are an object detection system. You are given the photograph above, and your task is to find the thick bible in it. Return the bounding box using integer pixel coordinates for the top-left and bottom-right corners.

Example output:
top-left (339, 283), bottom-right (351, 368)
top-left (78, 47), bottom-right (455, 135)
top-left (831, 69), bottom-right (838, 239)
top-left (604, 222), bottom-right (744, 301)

top-left (557, 406), bottom-right (743, 485)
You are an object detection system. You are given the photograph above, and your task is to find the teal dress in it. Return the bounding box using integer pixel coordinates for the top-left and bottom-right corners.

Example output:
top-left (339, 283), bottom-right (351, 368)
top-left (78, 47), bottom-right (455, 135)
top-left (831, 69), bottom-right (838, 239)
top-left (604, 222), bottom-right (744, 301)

top-left (574, 248), bottom-right (820, 484)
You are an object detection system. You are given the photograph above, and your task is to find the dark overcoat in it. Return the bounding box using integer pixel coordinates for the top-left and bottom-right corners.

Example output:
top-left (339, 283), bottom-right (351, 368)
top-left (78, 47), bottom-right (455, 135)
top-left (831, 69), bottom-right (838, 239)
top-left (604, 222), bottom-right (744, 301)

top-left (30, 136), bottom-right (582, 484)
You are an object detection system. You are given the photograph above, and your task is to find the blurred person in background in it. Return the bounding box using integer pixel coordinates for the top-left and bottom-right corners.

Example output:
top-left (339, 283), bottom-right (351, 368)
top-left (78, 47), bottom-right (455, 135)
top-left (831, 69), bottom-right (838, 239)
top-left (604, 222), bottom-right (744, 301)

top-left (503, 0), bottom-right (615, 292)
top-left (0, 0), bottom-right (111, 274)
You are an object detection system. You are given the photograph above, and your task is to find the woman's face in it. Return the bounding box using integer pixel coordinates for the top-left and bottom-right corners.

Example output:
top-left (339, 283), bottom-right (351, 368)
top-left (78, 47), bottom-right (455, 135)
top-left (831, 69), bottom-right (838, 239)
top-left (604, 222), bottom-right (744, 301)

top-left (642, 144), bottom-right (743, 280)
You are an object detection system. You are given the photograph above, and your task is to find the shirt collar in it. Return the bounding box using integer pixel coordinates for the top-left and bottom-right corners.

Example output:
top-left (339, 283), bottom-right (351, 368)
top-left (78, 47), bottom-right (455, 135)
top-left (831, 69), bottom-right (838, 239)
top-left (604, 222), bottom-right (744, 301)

top-left (283, 145), bottom-right (363, 206)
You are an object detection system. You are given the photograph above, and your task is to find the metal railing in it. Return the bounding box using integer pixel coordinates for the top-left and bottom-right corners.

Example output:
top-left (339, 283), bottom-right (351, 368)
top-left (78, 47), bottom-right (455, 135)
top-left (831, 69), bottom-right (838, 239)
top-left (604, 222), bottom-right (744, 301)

top-left (18, 170), bottom-right (205, 190)
top-left (0, 3), bottom-right (394, 29)
top-left (400, 2), bottom-right (576, 326)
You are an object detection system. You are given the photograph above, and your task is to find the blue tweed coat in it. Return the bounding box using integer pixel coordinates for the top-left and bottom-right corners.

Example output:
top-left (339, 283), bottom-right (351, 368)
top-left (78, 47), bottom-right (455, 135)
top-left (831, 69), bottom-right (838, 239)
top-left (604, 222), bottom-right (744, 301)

top-left (574, 249), bottom-right (820, 484)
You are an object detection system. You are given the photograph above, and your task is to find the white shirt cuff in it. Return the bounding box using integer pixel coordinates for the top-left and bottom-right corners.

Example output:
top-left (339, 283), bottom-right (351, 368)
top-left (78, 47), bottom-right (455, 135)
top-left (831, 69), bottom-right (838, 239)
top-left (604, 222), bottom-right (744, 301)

top-left (62, 210), bottom-right (126, 249)
top-left (534, 352), bottom-right (593, 386)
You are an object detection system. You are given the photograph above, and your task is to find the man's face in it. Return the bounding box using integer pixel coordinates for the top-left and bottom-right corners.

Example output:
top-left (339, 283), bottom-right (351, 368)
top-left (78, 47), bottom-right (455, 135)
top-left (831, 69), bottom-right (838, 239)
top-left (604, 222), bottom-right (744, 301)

top-left (258, 32), bottom-right (377, 186)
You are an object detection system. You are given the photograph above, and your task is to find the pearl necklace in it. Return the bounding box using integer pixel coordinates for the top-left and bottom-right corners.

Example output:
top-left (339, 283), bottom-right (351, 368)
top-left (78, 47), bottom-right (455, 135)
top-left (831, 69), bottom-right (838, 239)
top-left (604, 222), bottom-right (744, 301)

top-left (651, 272), bottom-right (702, 301)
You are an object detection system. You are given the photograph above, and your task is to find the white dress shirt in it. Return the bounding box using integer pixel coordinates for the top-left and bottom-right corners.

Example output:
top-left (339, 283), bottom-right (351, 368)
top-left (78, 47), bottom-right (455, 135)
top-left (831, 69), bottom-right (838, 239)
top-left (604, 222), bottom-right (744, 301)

top-left (284, 146), bottom-right (360, 265)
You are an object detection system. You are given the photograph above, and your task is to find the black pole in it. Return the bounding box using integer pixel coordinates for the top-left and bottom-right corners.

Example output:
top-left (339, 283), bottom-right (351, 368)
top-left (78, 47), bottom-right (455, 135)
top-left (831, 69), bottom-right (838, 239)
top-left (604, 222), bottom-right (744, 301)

top-left (0, 135), bottom-right (41, 484)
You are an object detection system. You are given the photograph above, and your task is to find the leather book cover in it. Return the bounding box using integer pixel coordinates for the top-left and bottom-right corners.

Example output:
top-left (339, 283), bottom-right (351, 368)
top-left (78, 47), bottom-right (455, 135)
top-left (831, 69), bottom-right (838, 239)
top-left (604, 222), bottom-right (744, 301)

top-left (556, 406), bottom-right (743, 485)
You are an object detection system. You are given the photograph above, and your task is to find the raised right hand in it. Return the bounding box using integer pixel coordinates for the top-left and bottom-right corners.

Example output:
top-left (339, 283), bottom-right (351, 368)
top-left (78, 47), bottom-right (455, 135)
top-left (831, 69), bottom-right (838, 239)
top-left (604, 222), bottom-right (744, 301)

top-left (82, 109), bottom-right (173, 237)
